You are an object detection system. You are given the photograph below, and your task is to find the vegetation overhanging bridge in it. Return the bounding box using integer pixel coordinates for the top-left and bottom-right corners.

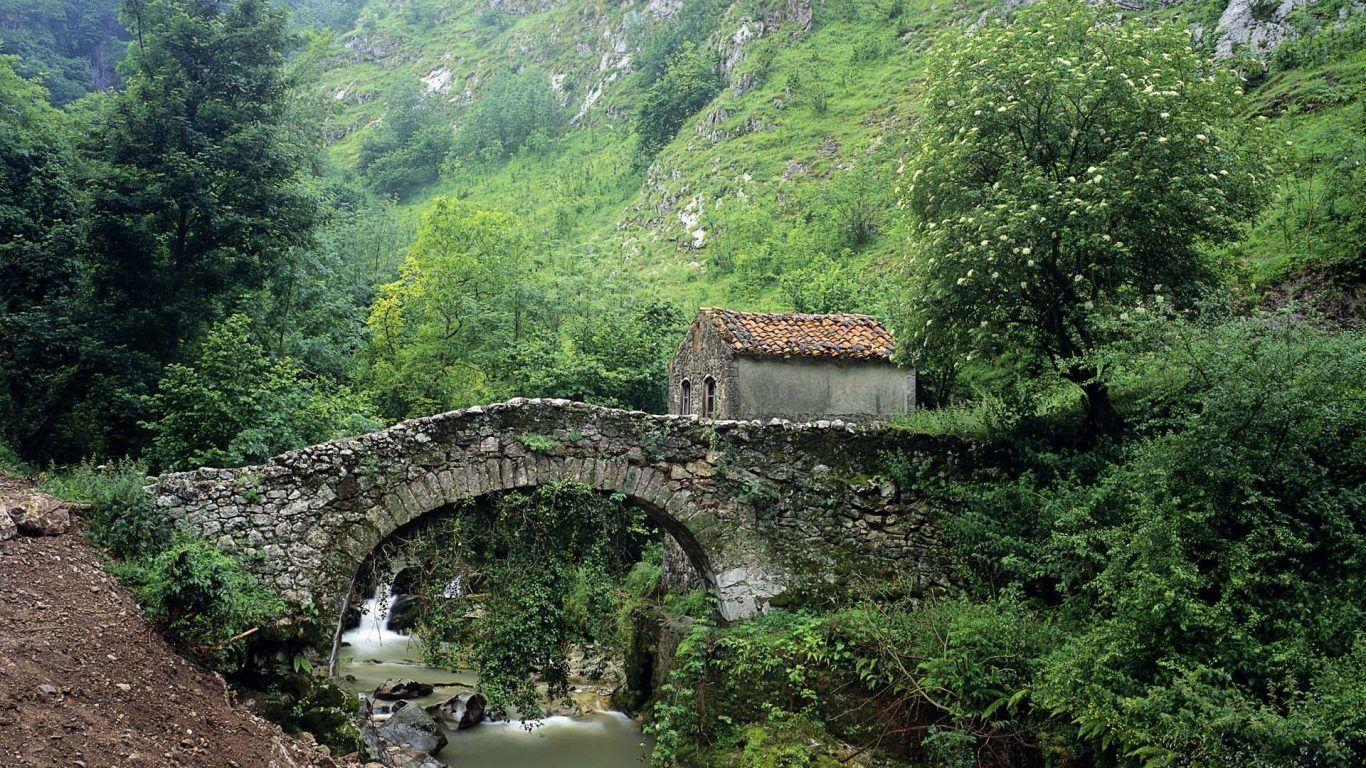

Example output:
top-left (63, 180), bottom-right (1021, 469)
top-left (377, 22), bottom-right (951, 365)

top-left (152, 398), bottom-right (962, 631)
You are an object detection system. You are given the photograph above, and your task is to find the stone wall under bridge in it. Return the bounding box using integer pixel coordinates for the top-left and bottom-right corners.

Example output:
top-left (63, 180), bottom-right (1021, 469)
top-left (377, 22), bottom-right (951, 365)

top-left (151, 398), bottom-right (966, 644)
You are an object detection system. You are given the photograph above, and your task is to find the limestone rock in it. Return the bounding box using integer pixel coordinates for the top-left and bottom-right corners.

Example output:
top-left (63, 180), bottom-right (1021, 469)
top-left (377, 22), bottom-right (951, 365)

top-left (1214, 0), bottom-right (1312, 57)
top-left (427, 691), bottom-right (486, 731)
top-left (2, 492), bottom-right (70, 536)
top-left (0, 509), bottom-right (15, 542)
top-left (376, 701), bottom-right (447, 755)
top-left (374, 679), bottom-right (434, 701)
top-left (387, 748), bottom-right (444, 768)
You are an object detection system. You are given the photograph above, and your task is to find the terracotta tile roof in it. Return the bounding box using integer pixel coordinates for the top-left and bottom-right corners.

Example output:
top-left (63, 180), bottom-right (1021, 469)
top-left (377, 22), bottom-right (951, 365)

top-left (699, 308), bottom-right (896, 362)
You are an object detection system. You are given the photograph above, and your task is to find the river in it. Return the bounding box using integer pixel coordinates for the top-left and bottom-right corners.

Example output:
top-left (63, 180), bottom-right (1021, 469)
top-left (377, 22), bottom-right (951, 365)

top-left (334, 577), bottom-right (650, 767)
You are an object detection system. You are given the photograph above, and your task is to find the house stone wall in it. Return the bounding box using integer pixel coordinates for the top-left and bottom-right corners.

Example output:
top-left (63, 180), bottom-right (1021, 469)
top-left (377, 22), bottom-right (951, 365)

top-left (668, 319), bottom-right (740, 418)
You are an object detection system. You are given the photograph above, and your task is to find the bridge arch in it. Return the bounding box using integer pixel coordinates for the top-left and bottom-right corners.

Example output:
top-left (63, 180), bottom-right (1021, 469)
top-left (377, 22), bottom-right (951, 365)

top-left (340, 452), bottom-right (721, 597)
top-left (153, 398), bottom-right (959, 642)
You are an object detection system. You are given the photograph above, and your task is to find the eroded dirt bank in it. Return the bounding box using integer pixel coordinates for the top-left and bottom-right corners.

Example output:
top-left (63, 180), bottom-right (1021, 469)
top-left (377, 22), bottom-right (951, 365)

top-left (0, 478), bottom-right (352, 768)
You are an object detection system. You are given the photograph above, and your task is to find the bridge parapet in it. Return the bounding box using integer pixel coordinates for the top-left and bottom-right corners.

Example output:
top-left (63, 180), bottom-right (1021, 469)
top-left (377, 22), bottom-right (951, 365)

top-left (153, 398), bottom-right (964, 629)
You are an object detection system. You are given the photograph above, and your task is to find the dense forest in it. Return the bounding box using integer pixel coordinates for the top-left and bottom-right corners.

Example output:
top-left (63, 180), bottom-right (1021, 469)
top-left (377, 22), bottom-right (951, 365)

top-left (0, 0), bottom-right (1362, 766)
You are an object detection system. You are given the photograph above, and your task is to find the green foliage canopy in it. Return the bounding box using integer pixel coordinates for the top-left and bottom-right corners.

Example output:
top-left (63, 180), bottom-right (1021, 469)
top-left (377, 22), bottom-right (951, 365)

top-left (634, 42), bottom-right (723, 161)
top-left (358, 80), bottom-right (452, 197)
top-left (450, 69), bottom-right (567, 163)
top-left (0, 53), bottom-right (86, 460)
top-left (900, 0), bottom-right (1268, 433)
top-left (72, 0), bottom-right (316, 455)
top-left (141, 314), bottom-right (378, 472)
top-left (365, 199), bottom-right (531, 417)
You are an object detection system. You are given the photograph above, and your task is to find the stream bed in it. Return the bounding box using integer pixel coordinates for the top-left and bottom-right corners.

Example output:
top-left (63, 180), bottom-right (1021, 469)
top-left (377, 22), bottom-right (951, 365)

top-left (334, 580), bottom-right (650, 767)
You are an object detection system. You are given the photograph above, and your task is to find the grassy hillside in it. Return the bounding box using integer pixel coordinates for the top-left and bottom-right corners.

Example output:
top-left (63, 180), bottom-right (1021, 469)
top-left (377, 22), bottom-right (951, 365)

top-left (305, 0), bottom-right (1361, 317)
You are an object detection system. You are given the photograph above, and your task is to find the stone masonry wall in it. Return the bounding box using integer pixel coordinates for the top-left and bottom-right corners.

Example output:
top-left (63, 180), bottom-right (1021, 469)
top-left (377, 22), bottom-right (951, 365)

top-left (152, 399), bottom-right (966, 630)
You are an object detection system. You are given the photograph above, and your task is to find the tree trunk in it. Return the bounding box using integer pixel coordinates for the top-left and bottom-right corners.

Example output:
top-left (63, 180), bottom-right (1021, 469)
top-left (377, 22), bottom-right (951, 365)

top-left (1080, 378), bottom-right (1124, 440)
top-left (1063, 367), bottom-right (1124, 441)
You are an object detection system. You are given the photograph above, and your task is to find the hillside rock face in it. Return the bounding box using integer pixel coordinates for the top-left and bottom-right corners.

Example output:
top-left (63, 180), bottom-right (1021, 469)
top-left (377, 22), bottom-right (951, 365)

top-left (1214, 0), bottom-right (1314, 56)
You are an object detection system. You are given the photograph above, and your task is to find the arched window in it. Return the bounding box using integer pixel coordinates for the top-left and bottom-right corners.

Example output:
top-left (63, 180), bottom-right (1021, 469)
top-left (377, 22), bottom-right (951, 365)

top-left (702, 377), bottom-right (717, 418)
top-left (679, 379), bottom-right (692, 415)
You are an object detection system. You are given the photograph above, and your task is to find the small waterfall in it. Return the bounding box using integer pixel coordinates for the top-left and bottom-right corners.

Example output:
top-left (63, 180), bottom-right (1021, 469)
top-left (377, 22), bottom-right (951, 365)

top-left (345, 570), bottom-right (409, 651)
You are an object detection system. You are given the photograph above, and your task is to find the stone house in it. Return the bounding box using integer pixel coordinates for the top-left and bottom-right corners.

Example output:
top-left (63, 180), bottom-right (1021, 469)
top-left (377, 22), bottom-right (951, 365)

top-left (668, 308), bottom-right (914, 422)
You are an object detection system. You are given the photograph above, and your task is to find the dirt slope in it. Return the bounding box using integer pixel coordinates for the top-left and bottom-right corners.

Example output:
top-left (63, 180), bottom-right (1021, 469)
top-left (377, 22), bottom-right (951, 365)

top-left (0, 481), bottom-right (351, 768)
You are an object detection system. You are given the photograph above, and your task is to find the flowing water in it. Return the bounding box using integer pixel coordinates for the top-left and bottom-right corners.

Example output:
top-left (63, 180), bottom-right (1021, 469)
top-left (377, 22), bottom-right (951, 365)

top-left (335, 576), bottom-right (650, 768)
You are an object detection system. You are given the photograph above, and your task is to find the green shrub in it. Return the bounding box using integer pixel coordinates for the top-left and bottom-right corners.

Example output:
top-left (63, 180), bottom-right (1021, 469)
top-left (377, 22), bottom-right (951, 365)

top-left (42, 460), bottom-right (173, 561)
top-left (648, 598), bottom-right (1048, 767)
top-left (1272, 17), bottom-right (1366, 70)
top-left (633, 42), bottom-right (723, 162)
top-left (127, 538), bottom-right (286, 671)
top-left (357, 81), bottom-right (452, 197)
top-left (254, 670), bottom-right (362, 756)
top-left (714, 712), bottom-right (845, 768)
top-left (0, 441), bottom-right (31, 475)
top-left (142, 314), bottom-right (379, 472)
top-left (449, 69), bottom-right (567, 163)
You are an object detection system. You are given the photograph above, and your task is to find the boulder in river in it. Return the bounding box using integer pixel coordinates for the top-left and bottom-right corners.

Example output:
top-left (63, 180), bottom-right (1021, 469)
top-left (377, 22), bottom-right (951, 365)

top-left (426, 691), bottom-right (486, 730)
top-left (374, 679), bottom-right (435, 701)
top-left (376, 700), bottom-right (448, 755)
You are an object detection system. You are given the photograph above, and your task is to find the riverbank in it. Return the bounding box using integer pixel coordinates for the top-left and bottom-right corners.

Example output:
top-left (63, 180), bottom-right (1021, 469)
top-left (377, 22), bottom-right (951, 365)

top-left (0, 478), bottom-right (352, 768)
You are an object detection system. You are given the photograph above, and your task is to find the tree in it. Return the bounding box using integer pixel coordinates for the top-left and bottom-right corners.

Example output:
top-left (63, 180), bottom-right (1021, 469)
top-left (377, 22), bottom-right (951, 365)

top-left (141, 314), bottom-right (377, 472)
top-left (78, 0), bottom-right (316, 454)
top-left (500, 299), bottom-right (686, 412)
top-left (450, 69), bottom-right (567, 163)
top-left (365, 199), bottom-right (531, 418)
top-left (0, 53), bottom-right (87, 460)
top-left (357, 80), bottom-right (452, 197)
top-left (633, 42), bottom-right (722, 162)
top-left (0, 0), bottom-right (126, 104)
top-left (899, 0), bottom-right (1266, 436)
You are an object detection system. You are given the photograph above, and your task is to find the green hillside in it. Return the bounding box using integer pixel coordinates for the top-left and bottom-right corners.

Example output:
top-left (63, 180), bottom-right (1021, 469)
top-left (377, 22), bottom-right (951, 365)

top-left (307, 0), bottom-right (1362, 313)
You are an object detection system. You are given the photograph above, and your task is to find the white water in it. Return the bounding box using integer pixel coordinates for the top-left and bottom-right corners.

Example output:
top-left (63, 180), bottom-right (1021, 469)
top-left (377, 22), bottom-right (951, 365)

top-left (335, 573), bottom-right (650, 767)
top-left (344, 571), bottom-right (411, 654)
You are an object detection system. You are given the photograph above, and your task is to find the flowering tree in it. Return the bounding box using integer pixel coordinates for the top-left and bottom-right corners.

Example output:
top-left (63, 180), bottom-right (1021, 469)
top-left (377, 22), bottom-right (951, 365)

top-left (899, 0), bottom-right (1266, 435)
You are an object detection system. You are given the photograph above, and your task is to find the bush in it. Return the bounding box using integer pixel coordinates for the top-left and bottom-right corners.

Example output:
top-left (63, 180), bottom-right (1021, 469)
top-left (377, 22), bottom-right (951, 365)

top-left (142, 314), bottom-right (378, 472)
top-left (127, 538), bottom-right (285, 671)
top-left (42, 460), bottom-right (172, 561)
top-left (648, 597), bottom-right (1048, 767)
top-left (715, 712), bottom-right (845, 768)
top-left (633, 42), bottom-right (723, 162)
top-left (358, 82), bottom-right (452, 197)
top-left (254, 670), bottom-right (362, 756)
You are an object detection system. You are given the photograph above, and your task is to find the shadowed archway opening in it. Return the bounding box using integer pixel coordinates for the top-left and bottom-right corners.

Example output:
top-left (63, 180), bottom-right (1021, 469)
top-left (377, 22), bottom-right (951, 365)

top-left (328, 482), bottom-right (717, 714)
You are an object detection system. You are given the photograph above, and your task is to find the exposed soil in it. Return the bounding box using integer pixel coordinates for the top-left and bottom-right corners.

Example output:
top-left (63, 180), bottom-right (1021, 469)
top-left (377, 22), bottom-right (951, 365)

top-left (0, 479), bottom-right (354, 768)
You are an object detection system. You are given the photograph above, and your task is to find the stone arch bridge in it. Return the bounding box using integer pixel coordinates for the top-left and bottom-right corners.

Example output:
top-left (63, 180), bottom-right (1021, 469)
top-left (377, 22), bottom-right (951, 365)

top-left (153, 399), bottom-right (964, 634)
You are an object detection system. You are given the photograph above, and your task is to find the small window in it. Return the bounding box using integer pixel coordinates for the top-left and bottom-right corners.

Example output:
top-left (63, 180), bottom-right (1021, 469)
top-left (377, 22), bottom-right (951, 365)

top-left (702, 377), bottom-right (717, 418)
top-left (680, 379), bottom-right (692, 415)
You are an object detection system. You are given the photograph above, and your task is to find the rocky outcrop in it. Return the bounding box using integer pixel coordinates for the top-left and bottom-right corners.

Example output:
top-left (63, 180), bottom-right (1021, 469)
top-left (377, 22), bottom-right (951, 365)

top-left (0, 491), bottom-right (71, 537)
top-left (1214, 0), bottom-right (1314, 56)
top-left (427, 691), bottom-right (487, 730)
top-left (374, 680), bottom-right (435, 701)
